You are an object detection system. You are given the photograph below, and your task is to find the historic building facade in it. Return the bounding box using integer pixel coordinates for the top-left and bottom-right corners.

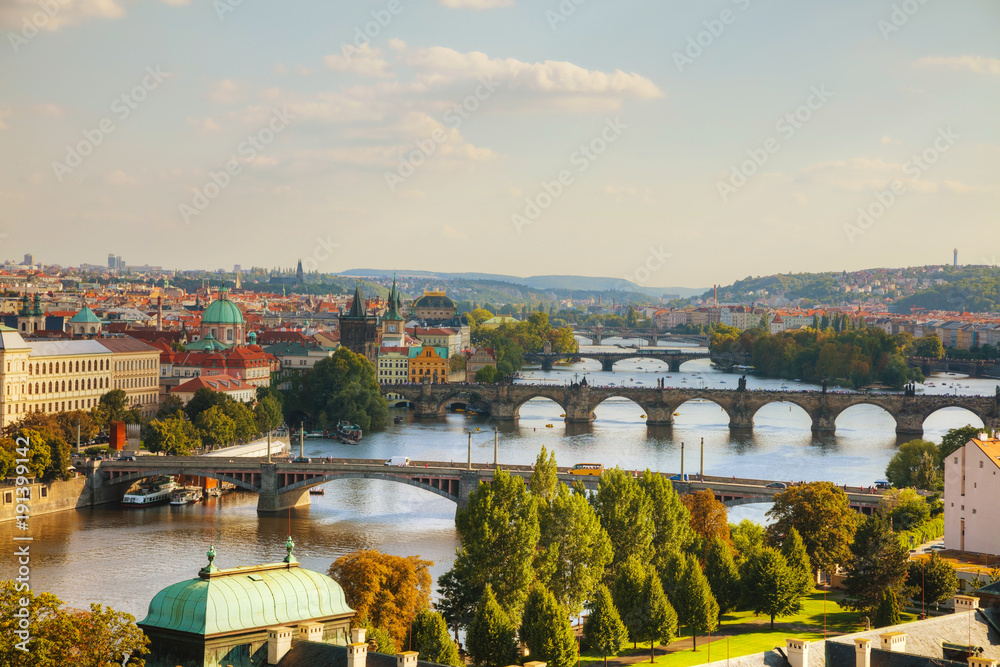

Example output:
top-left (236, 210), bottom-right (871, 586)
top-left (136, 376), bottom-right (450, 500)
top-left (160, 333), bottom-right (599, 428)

top-left (338, 284), bottom-right (379, 363)
top-left (98, 337), bottom-right (162, 417)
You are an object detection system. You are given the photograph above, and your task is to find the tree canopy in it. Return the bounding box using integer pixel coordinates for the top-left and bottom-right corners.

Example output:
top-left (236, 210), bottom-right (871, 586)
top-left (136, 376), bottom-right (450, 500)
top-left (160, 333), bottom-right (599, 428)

top-left (465, 585), bottom-right (518, 667)
top-left (519, 584), bottom-right (578, 667)
top-left (290, 347), bottom-right (388, 431)
top-left (885, 440), bottom-right (942, 491)
top-left (766, 482), bottom-right (857, 576)
top-left (741, 546), bottom-right (804, 629)
top-left (583, 585), bottom-right (628, 667)
top-left (593, 469), bottom-right (654, 578)
top-left (842, 516), bottom-right (910, 615)
top-left (404, 609), bottom-right (461, 667)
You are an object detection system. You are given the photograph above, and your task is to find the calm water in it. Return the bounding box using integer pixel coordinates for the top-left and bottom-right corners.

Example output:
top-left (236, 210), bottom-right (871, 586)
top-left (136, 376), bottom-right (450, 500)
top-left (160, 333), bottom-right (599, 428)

top-left (3, 338), bottom-right (996, 619)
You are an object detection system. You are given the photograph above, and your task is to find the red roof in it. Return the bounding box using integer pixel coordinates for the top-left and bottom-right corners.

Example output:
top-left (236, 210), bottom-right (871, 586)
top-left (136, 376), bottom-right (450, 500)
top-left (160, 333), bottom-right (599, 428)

top-left (170, 374), bottom-right (251, 395)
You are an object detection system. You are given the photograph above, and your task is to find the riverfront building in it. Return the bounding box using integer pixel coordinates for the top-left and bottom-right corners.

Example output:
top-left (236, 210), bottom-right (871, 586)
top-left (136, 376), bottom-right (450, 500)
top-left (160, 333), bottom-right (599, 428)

top-left (97, 337), bottom-right (161, 417)
top-left (408, 346), bottom-right (449, 383)
top-left (944, 434), bottom-right (1000, 555)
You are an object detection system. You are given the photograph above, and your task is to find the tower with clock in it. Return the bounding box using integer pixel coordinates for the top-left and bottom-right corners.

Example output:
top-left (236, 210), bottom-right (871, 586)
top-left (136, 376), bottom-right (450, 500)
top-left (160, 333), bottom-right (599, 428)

top-left (381, 275), bottom-right (405, 347)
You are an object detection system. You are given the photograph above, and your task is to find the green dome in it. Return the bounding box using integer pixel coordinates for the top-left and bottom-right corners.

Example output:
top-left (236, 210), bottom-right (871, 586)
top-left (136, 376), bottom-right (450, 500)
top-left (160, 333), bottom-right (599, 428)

top-left (202, 288), bottom-right (245, 326)
top-left (139, 564), bottom-right (353, 636)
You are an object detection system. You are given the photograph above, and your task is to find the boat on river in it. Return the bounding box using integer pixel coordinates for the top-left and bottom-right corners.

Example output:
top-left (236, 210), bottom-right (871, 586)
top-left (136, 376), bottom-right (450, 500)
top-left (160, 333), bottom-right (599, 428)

top-left (169, 487), bottom-right (202, 505)
top-left (123, 478), bottom-right (176, 507)
top-left (335, 421), bottom-right (362, 444)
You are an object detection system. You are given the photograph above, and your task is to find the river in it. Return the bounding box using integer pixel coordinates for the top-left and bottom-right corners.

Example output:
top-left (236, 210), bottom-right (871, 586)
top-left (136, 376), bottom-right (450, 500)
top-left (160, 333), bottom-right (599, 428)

top-left (2, 338), bottom-right (996, 619)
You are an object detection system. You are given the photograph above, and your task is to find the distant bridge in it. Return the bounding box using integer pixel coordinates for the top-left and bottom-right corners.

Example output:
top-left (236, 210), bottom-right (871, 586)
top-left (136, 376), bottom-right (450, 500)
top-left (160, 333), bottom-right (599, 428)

top-left (383, 381), bottom-right (1000, 436)
top-left (88, 458), bottom-right (888, 515)
top-left (572, 328), bottom-right (709, 346)
top-left (522, 349), bottom-right (710, 372)
top-left (907, 356), bottom-right (1000, 379)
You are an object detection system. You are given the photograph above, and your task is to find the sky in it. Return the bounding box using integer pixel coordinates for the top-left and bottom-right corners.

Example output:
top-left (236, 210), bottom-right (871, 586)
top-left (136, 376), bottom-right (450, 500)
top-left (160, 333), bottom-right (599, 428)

top-left (0, 0), bottom-right (997, 287)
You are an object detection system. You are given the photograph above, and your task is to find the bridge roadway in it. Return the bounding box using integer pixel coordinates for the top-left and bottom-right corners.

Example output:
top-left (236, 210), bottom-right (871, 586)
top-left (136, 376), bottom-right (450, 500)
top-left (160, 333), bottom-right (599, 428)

top-left (383, 382), bottom-right (1000, 436)
top-left (522, 349), bottom-right (710, 372)
top-left (90, 457), bottom-right (887, 515)
top-left (572, 329), bottom-right (709, 346)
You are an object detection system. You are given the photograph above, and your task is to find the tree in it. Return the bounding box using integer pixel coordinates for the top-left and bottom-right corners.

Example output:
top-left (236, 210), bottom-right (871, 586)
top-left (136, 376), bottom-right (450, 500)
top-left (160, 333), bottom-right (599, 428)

top-left (639, 470), bottom-right (695, 570)
top-left (404, 609), bottom-right (461, 667)
top-left (593, 468), bottom-right (654, 577)
top-left (5, 413), bottom-right (74, 481)
top-left (878, 488), bottom-right (931, 530)
top-left (842, 516), bottom-right (909, 615)
top-left (361, 616), bottom-right (398, 655)
top-left (195, 405), bottom-right (237, 449)
top-left (156, 394), bottom-right (185, 419)
top-left (779, 528), bottom-right (814, 598)
top-left (222, 400), bottom-right (258, 442)
top-left (94, 389), bottom-right (134, 427)
top-left (69, 603), bottom-right (151, 667)
top-left (741, 547), bottom-right (803, 629)
top-left (907, 553), bottom-right (959, 607)
top-left (730, 519), bottom-right (765, 565)
top-left (465, 585), bottom-right (517, 667)
top-left (328, 550), bottom-right (432, 646)
top-left (939, 425), bottom-right (982, 465)
top-left (254, 393), bottom-right (284, 436)
top-left (529, 446), bottom-right (558, 503)
top-left (142, 413), bottom-right (201, 455)
top-left (766, 482), bottom-right (857, 577)
top-left (519, 584), bottom-right (578, 667)
top-left (872, 589), bottom-right (902, 628)
top-left (632, 569), bottom-right (677, 662)
top-left (885, 440), bottom-right (942, 490)
top-left (536, 484), bottom-right (612, 616)
top-left (682, 489), bottom-right (730, 546)
top-left (294, 348), bottom-right (388, 432)
top-left (474, 366), bottom-right (499, 384)
top-left (669, 554), bottom-right (719, 651)
top-left (441, 470), bottom-right (539, 626)
top-left (612, 557), bottom-right (649, 650)
top-left (915, 334), bottom-right (945, 359)
top-left (703, 538), bottom-right (741, 620)
top-left (583, 585), bottom-right (628, 667)
top-left (55, 410), bottom-right (98, 446)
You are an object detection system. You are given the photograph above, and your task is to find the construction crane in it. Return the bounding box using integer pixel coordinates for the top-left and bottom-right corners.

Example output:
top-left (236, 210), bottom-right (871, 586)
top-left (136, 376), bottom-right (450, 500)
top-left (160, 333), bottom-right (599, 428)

top-left (910, 306), bottom-right (926, 316)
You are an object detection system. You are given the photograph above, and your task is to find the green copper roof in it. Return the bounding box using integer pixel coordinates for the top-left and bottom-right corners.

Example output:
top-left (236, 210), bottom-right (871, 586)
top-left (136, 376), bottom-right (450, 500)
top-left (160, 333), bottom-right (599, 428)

top-left (202, 289), bottom-right (245, 325)
top-left (384, 276), bottom-right (403, 322)
top-left (69, 305), bottom-right (101, 324)
top-left (139, 562), bottom-right (353, 636)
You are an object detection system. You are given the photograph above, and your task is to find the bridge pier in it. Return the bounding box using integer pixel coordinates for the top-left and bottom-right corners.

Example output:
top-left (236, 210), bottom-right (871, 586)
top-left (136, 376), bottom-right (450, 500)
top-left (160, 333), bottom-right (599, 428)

top-left (457, 471), bottom-right (480, 511)
top-left (669, 360), bottom-right (682, 373)
top-left (257, 464), bottom-right (311, 514)
top-left (490, 402), bottom-right (517, 421)
top-left (540, 358), bottom-right (554, 371)
top-left (564, 395), bottom-right (595, 423)
top-left (894, 412), bottom-right (924, 437)
top-left (810, 412), bottom-right (837, 433)
top-left (413, 400), bottom-right (444, 419)
top-left (644, 406), bottom-right (674, 427)
top-left (601, 359), bottom-right (615, 372)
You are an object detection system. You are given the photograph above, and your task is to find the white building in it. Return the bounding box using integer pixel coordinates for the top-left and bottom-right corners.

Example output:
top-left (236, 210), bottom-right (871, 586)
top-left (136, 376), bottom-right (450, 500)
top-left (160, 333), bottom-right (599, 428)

top-left (943, 434), bottom-right (1000, 555)
top-left (377, 346), bottom-right (409, 385)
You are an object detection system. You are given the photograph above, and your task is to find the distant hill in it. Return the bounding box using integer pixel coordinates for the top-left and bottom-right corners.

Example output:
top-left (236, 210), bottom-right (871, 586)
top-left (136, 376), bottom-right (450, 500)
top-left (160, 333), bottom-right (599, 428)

top-left (338, 269), bottom-right (705, 299)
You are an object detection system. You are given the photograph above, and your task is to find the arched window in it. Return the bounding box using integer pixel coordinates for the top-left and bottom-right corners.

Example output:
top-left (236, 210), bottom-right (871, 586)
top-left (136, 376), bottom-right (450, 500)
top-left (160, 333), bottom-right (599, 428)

top-left (61, 381), bottom-right (65, 392)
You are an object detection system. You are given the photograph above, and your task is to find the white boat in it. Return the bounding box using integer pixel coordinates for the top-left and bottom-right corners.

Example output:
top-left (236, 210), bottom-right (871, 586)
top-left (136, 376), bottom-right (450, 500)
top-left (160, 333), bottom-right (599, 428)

top-left (123, 479), bottom-right (176, 507)
top-left (170, 488), bottom-right (203, 505)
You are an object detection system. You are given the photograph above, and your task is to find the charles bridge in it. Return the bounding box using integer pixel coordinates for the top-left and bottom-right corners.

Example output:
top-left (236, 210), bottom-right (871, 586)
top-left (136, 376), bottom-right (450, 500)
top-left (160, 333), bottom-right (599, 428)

top-left (571, 327), bottom-right (709, 346)
top-left (522, 349), bottom-right (711, 372)
top-left (383, 381), bottom-right (1000, 435)
top-left (86, 457), bottom-right (889, 515)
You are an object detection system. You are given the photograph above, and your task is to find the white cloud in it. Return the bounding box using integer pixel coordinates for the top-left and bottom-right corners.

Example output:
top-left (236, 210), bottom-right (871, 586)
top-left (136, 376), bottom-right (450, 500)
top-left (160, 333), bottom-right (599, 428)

top-left (186, 116), bottom-right (222, 132)
top-left (944, 180), bottom-right (990, 194)
top-left (388, 38), bottom-right (407, 52)
top-left (0, 0), bottom-right (185, 31)
top-left (439, 0), bottom-right (513, 9)
top-left (206, 80), bottom-right (249, 105)
top-left (916, 56), bottom-right (1000, 75)
top-left (105, 170), bottom-right (138, 186)
top-left (324, 45), bottom-right (393, 79)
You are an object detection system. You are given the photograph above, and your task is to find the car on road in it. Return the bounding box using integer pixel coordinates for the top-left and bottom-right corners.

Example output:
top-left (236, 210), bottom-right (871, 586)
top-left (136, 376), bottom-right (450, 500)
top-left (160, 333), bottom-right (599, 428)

top-left (120, 456), bottom-right (136, 462)
top-left (928, 544), bottom-right (946, 550)
top-left (385, 456), bottom-right (411, 467)
top-left (292, 457), bottom-right (310, 463)
top-left (669, 473), bottom-right (689, 481)
top-left (874, 480), bottom-right (892, 490)
top-left (568, 463), bottom-right (604, 476)
top-left (766, 482), bottom-right (787, 489)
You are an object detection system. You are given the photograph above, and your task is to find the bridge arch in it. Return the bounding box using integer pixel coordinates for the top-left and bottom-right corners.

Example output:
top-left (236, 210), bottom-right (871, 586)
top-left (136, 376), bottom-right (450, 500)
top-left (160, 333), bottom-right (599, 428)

top-left (591, 395), bottom-right (652, 423)
top-left (433, 390), bottom-right (493, 415)
top-left (514, 393), bottom-right (569, 420)
top-left (278, 472), bottom-right (459, 503)
top-left (921, 405), bottom-right (986, 433)
top-left (750, 399), bottom-right (815, 430)
top-left (833, 402), bottom-right (898, 433)
top-left (670, 397), bottom-right (735, 427)
top-left (104, 469), bottom-right (260, 493)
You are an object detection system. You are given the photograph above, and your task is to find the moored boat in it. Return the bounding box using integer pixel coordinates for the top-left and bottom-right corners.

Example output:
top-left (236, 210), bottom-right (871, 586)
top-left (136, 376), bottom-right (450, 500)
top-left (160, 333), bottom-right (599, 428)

top-left (335, 421), bottom-right (362, 444)
top-left (123, 478), bottom-right (176, 507)
top-left (170, 487), bottom-right (203, 505)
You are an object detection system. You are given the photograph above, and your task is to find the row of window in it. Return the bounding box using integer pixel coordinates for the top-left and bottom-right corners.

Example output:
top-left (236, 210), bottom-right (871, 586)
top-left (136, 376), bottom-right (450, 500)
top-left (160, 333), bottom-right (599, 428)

top-left (8, 398), bottom-right (95, 414)
top-left (25, 358), bottom-right (108, 375)
top-left (18, 377), bottom-right (108, 395)
top-left (115, 377), bottom-right (155, 389)
top-left (115, 358), bottom-right (156, 371)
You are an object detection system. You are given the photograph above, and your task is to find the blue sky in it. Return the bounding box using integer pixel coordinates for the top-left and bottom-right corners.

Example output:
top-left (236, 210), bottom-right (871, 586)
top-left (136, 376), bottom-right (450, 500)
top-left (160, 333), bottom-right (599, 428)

top-left (1, 0), bottom-right (997, 286)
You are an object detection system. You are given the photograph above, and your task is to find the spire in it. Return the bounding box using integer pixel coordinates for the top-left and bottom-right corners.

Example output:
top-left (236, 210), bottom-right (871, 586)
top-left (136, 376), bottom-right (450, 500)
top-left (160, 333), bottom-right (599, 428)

top-left (283, 535), bottom-right (297, 564)
top-left (385, 275), bottom-right (403, 322)
top-left (347, 282), bottom-right (366, 318)
top-left (200, 544), bottom-right (219, 576)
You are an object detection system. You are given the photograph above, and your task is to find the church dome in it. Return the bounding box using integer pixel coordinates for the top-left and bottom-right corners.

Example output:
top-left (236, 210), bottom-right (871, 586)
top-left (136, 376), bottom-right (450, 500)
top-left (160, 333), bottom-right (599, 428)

top-left (413, 291), bottom-right (455, 310)
top-left (202, 288), bottom-right (245, 326)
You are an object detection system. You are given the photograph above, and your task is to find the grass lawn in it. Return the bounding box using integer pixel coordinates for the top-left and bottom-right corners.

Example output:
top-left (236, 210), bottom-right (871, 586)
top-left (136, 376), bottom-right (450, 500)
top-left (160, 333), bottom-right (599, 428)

top-left (578, 589), bottom-right (918, 666)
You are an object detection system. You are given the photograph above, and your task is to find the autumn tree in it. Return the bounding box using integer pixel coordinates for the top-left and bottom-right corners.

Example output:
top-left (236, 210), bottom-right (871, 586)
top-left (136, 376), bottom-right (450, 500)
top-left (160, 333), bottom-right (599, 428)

top-left (404, 609), bottom-right (461, 667)
top-left (5, 413), bottom-right (72, 480)
top-left (593, 468), bottom-right (654, 578)
top-left (639, 470), bottom-right (695, 570)
top-left (519, 584), bottom-right (578, 667)
top-left (766, 482), bottom-right (857, 577)
top-left (842, 516), bottom-right (909, 616)
top-left (704, 538), bottom-right (741, 620)
top-left (583, 585), bottom-right (628, 667)
top-left (741, 547), bottom-right (803, 629)
top-left (466, 585), bottom-right (517, 667)
top-left (682, 489), bottom-right (730, 546)
top-left (328, 550), bottom-right (432, 645)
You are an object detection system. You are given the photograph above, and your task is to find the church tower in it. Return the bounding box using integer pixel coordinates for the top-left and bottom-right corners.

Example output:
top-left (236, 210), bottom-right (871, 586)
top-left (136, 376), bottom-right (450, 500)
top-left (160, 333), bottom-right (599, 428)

top-left (338, 283), bottom-right (379, 363)
top-left (380, 276), bottom-right (405, 347)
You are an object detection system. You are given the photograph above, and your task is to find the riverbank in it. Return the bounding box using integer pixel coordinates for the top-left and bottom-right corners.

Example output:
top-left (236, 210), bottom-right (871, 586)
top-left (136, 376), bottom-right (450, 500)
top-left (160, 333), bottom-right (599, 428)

top-left (0, 476), bottom-right (95, 523)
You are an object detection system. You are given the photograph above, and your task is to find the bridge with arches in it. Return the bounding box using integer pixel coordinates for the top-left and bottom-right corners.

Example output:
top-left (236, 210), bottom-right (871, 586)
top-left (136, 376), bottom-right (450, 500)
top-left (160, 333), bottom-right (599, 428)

top-left (522, 349), bottom-right (710, 372)
top-left (572, 328), bottom-right (709, 346)
top-left (384, 381), bottom-right (1000, 435)
top-left (88, 458), bottom-right (888, 514)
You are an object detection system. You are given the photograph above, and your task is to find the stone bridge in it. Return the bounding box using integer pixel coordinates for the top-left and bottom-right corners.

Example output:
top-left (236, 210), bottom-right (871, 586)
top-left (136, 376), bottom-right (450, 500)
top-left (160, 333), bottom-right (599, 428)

top-left (522, 349), bottom-right (710, 372)
top-left (383, 382), bottom-right (1000, 436)
top-left (90, 458), bottom-right (887, 515)
top-left (572, 328), bottom-right (709, 346)
top-left (907, 356), bottom-right (1000, 379)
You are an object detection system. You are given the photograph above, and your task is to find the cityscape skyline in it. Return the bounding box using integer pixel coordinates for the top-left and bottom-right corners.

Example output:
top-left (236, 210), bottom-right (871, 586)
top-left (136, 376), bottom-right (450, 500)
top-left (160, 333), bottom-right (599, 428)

top-left (2, 1), bottom-right (998, 286)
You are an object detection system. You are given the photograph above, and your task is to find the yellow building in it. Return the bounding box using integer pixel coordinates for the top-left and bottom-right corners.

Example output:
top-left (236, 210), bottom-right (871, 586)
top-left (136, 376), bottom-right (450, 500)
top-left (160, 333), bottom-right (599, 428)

top-left (98, 337), bottom-right (162, 418)
top-left (408, 346), bottom-right (449, 384)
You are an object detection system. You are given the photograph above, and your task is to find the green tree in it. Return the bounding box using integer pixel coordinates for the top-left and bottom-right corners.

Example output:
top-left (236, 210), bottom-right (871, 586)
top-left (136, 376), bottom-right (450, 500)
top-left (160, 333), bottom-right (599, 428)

top-left (195, 405), bottom-right (237, 449)
top-left (5, 413), bottom-right (73, 480)
top-left (730, 519), bottom-right (765, 565)
top-left (442, 470), bottom-right (539, 626)
top-left (404, 609), bottom-right (461, 667)
top-left (612, 557), bottom-right (648, 650)
top-left (704, 538), bottom-right (741, 620)
top-left (907, 553), bottom-right (959, 607)
top-left (741, 547), bottom-right (803, 629)
top-left (156, 394), bottom-right (185, 419)
top-left (632, 570), bottom-right (677, 662)
top-left (529, 446), bottom-right (559, 503)
top-left (536, 484), bottom-right (612, 616)
top-left (640, 470), bottom-right (696, 569)
top-left (669, 554), bottom-right (719, 651)
top-left (842, 516), bottom-right (910, 615)
top-left (885, 440), bottom-right (942, 490)
top-left (474, 365), bottom-right (499, 383)
top-left (466, 585), bottom-right (517, 667)
top-left (939, 425), bottom-right (982, 465)
top-left (142, 413), bottom-right (201, 455)
top-left (222, 400), bottom-right (258, 442)
top-left (295, 347), bottom-right (388, 432)
top-left (583, 585), bottom-right (628, 667)
top-left (872, 589), bottom-right (902, 628)
top-left (878, 488), bottom-right (931, 530)
top-left (94, 389), bottom-right (137, 428)
top-left (779, 528), bottom-right (814, 598)
top-left (183, 387), bottom-right (231, 422)
top-left (254, 393), bottom-right (284, 436)
top-left (593, 468), bottom-right (654, 578)
top-left (360, 616), bottom-right (398, 655)
top-left (55, 410), bottom-right (98, 446)
top-left (766, 482), bottom-right (857, 577)
top-left (915, 335), bottom-right (945, 359)
top-left (519, 584), bottom-right (578, 667)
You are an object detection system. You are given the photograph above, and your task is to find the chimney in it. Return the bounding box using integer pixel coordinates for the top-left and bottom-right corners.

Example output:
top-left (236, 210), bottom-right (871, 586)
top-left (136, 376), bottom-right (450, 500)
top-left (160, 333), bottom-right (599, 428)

top-left (524, 662), bottom-right (547, 667)
top-left (347, 636), bottom-right (369, 667)
top-left (969, 659), bottom-right (997, 667)
top-left (298, 622), bottom-right (324, 643)
top-left (267, 626), bottom-right (293, 665)
top-left (351, 627), bottom-right (367, 645)
top-left (397, 651), bottom-right (419, 667)
top-left (854, 638), bottom-right (871, 667)
top-left (785, 639), bottom-right (809, 667)
top-left (879, 632), bottom-right (906, 653)
top-left (954, 595), bottom-right (980, 613)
